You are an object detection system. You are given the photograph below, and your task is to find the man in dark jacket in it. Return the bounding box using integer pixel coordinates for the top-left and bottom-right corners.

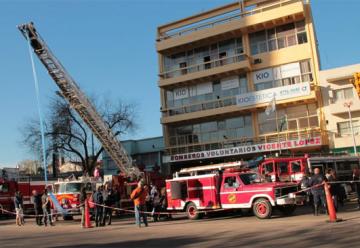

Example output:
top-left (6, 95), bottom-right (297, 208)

top-left (31, 190), bottom-right (43, 226)
top-left (93, 186), bottom-right (104, 227)
top-left (309, 168), bottom-right (326, 216)
top-left (102, 184), bottom-right (114, 226)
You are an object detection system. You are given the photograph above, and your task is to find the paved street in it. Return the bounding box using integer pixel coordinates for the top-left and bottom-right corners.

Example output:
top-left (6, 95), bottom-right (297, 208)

top-left (1, 203), bottom-right (360, 248)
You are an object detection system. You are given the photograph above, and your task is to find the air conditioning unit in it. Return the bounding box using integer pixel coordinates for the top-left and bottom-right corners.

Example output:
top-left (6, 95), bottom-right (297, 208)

top-left (253, 58), bottom-right (262, 64)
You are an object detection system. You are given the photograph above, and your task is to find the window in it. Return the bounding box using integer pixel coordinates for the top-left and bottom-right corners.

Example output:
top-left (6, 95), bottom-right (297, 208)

top-left (253, 60), bottom-right (312, 91)
top-left (240, 173), bottom-right (261, 185)
top-left (168, 114), bottom-right (253, 147)
top-left (291, 161), bottom-right (302, 173)
top-left (337, 121), bottom-right (359, 137)
top-left (163, 37), bottom-right (244, 78)
top-left (65, 183), bottom-right (82, 193)
top-left (277, 162), bottom-right (288, 173)
top-left (258, 104), bottom-right (319, 135)
top-left (224, 176), bottom-right (239, 188)
top-left (0, 183), bottom-right (9, 193)
top-left (249, 20), bottom-right (307, 55)
top-left (166, 74), bottom-right (248, 115)
top-left (263, 162), bottom-right (274, 173)
top-left (334, 88), bottom-right (354, 102)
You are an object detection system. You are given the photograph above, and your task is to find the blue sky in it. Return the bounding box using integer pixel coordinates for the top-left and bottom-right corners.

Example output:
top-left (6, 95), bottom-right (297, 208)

top-left (0, 0), bottom-right (359, 167)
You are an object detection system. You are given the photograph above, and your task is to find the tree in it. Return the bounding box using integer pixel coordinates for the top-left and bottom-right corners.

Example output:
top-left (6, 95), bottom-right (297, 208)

top-left (17, 159), bottom-right (40, 175)
top-left (21, 94), bottom-right (137, 175)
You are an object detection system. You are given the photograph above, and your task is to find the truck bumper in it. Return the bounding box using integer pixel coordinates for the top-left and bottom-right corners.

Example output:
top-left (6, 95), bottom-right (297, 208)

top-left (276, 195), bottom-right (306, 205)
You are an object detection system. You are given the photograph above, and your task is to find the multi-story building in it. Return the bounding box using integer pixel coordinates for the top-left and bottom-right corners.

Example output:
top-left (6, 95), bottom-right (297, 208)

top-left (156, 0), bottom-right (328, 169)
top-left (102, 136), bottom-right (166, 175)
top-left (319, 64), bottom-right (360, 155)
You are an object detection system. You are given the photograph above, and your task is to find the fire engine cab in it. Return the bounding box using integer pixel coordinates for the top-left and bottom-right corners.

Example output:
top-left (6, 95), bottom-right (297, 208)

top-left (53, 177), bottom-right (98, 219)
top-left (166, 162), bottom-right (304, 220)
top-left (258, 157), bottom-right (308, 183)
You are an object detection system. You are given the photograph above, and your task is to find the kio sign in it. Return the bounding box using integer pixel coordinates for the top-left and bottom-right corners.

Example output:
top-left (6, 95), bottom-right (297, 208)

top-left (236, 82), bottom-right (311, 107)
top-left (163, 137), bottom-right (321, 163)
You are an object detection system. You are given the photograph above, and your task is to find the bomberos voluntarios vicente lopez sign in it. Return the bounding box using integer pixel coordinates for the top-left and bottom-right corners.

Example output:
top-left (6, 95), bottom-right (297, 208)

top-left (236, 82), bottom-right (311, 107)
top-left (163, 137), bottom-right (321, 163)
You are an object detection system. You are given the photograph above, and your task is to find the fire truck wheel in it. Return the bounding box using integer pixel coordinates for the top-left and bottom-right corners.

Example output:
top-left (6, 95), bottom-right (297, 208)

top-left (253, 198), bottom-right (272, 219)
top-left (278, 205), bottom-right (297, 216)
top-left (186, 203), bottom-right (201, 220)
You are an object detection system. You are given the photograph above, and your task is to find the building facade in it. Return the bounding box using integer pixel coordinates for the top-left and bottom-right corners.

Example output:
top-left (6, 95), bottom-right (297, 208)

top-left (156, 0), bottom-right (327, 169)
top-left (102, 136), bottom-right (166, 175)
top-left (319, 64), bottom-right (360, 155)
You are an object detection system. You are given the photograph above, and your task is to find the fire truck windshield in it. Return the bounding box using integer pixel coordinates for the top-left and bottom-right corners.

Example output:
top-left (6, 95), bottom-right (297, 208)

top-left (56, 183), bottom-right (82, 193)
top-left (240, 173), bottom-right (263, 185)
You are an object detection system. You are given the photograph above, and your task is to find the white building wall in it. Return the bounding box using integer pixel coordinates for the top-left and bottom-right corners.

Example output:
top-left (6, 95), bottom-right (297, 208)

top-left (319, 64), bottom-right (360, 153)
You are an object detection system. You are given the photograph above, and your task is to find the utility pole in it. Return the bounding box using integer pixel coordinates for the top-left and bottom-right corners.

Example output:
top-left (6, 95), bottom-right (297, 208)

top-left (343, 101), bottom-right (357, 155)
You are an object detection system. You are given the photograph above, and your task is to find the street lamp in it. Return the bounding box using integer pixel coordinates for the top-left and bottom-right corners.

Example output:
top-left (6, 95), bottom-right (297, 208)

top-left (343, 101), bottom-right (357, 155)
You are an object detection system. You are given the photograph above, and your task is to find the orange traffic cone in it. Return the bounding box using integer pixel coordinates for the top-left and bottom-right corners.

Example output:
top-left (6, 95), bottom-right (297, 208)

top-left (85, 199), bottom-right (93, 228)
top-left (324, 181), bottom-right (342, 223)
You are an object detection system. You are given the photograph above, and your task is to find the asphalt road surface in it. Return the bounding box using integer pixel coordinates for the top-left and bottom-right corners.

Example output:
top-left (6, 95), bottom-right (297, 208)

top-left (1, 203), bottom-right (360, 248)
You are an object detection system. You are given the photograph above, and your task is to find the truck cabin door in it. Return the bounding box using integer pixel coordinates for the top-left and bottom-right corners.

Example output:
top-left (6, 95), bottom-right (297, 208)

top-left (220, 175), bottom-right (242, 207)
top-left (260, 161), bottom-right (276, 182)
top-left (290, 160), bottom-right (303, 182)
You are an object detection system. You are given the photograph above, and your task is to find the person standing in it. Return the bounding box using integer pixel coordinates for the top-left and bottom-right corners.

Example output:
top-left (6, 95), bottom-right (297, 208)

top-left (79, 187), bottom-right (87, 228)
top-left (150, 184), bottom-right (160, 222)
top-left (31, 190), bottom-right (43, 226)
top-left (42, 189), bottom-right (54, 227)
top-left (14, 191), bottom-right (24, 226)
top-left (93, 166), bottom-right (101, 181)
top-left (328, 170), bottom-right (339, 211)
top-left (113, 187), bottom-right (121, 217)
top-left (309, 168), bottom-right (326, 216)
top-left (352, 168), bottom-right (360, 210)
top-left (102, 183), bottom-right (114, 226)
top-left (93, 186), bottom-right (104, 227)
top-left (130, 181), bottom-right (148, 228)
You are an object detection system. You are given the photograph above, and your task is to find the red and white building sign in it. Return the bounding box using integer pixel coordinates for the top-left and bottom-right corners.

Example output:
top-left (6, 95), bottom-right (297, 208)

top-left (164, 137), bottom-right (321, 163)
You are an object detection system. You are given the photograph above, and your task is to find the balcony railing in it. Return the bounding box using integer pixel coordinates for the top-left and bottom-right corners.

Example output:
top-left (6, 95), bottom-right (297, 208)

top-left (160, 53), bottom-right (249, 80)
top-left (166, 128), bottom-right (323, 156)
top-left (158, 0), bottom-right (303, 41)
top-left (162, 79), bottom-right (315, 117)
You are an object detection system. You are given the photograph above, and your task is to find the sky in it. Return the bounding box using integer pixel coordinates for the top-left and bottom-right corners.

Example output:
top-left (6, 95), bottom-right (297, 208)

top-left (0, 0), bottom-right (359, 167)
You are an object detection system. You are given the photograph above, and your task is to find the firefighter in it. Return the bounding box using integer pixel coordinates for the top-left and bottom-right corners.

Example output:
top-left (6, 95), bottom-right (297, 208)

top-left (130, 180), bottom-right (148, 228)
top-left (31, 190), bottom-right (43, 226)
top-left (309, 168), bottom-right (326, 216)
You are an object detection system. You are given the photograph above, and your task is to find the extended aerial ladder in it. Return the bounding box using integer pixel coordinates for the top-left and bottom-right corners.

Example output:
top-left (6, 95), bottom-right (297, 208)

top-left (18, 22), bottom-right (141, 178)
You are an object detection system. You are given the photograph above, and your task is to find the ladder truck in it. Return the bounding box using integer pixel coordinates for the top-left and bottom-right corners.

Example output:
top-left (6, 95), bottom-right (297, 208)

top-left (17, 22), bottom-right (141, 179)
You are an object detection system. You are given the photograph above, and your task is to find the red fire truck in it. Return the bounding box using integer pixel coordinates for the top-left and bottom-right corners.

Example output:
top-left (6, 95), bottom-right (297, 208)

top-left (166, 162), bottom-right (304, 220)
top-left (257, 156), bottom-right (360, 183)
top-left (258, 157), bottom-right (308, 183)
top-left (52, 177), bottom-right (99, 219)
top-left (0, 177), bottom-right (52, 214)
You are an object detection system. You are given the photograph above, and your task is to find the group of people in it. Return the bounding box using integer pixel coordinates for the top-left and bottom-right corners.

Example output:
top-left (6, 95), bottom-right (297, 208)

top-left (130, 180), bottom-right (169, 228)
top-left (301, 167), bottom-right (360, 215)
top-left (28, 189), bottom-right (55, 227)
top-left (90, 183), bottom-right (121, 227)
